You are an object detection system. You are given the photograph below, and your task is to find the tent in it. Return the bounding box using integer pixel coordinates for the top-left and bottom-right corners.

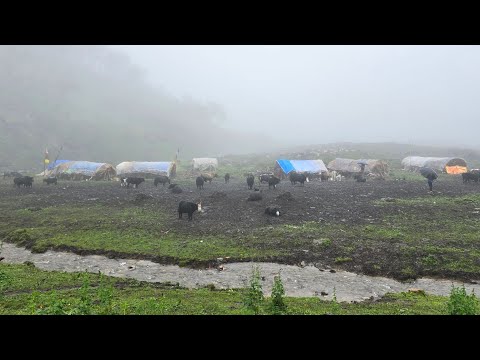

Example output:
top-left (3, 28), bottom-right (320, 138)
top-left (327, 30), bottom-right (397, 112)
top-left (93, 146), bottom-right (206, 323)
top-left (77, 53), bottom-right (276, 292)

top-left (47, 159), bottom-right (71, 170)
top-left (274, 159), bottom-right (328, 179)
top-left (327, 158), bottom-right (389, 177)
top-left (401, 156), bottom-right (467, 174)
top-left (50, 161), bottom-right (116, 180)
top-left (116, 161), bottom-right (176, 178)
top-left (192, 158), bottom-right (218, 173)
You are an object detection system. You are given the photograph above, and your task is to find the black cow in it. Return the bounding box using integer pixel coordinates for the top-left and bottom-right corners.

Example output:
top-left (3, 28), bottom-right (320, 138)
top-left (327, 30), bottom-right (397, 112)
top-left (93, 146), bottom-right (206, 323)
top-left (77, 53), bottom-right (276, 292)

top-left (120, 177), bottom-right (127, 187)
top-left (154, 175), bottom-right (170, 187)
top-left (320, 172), bottom-right (329, 182)
top-left (462, 172), bottom-right (480, 183)
top-left (126, 177), bottom-right (145, 188)
top-left (290, 172), bottom-right (307, 185)
top-left (259, 174), bottom-right (273, 184)
top-left (14, 176), bottom-right (34, 188)
top-left (265, 207), bottom-right (281, 217)
top-left (246, 175), bottom-right (255, 190)
top-left (196, 176), bottom-right (204, 190)
top-left (354, 174), bottom-right (367, 183)
top-left (43, 177), bottom-right (58, 185)
top-left (178, 201), bottom-right (202, 221)
top-left (224, 173), bottom-right (230, 183)
top-left (268, 176), bottom-right (280, 189)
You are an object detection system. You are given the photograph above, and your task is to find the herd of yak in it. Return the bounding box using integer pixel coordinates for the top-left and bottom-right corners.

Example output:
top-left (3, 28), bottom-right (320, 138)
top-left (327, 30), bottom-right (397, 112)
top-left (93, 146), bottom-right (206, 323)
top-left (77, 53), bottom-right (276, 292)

top-left (3, 168), bottom-right (480, 221)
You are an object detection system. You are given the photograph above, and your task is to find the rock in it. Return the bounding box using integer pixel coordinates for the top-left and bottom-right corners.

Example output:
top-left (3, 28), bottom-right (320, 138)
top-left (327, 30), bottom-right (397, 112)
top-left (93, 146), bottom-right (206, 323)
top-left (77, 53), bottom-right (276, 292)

top-left (329, 269), bottom-right (336, 273)
top-left (320, 291), bottom-right (328, 296)
top-left (300, 261), bottom-right (306, 267)
top-left (217, 257), bottom-right (224, 263)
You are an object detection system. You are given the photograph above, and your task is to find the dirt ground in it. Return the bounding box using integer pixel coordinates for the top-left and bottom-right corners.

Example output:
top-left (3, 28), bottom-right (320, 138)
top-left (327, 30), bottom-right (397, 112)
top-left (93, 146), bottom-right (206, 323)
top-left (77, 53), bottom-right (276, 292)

top-left (1, 174), bottom-right (480, 281)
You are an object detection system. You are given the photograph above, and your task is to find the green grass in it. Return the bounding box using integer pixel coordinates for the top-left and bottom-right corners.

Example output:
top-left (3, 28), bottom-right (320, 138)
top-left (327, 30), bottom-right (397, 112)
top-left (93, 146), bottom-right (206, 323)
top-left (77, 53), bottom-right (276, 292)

top-left (0, 263), bottom-right (453, 315)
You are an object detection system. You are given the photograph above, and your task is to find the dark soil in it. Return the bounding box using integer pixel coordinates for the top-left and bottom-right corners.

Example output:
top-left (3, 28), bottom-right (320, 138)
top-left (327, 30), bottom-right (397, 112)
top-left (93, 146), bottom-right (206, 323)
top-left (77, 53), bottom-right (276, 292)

top-left (1, 175), bottom-right (480, 281)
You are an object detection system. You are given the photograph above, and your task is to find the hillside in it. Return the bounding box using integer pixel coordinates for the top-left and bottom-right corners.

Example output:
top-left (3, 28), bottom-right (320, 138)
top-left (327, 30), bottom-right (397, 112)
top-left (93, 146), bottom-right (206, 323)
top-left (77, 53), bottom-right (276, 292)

top-left (0, 45), bottom-right (276, 171)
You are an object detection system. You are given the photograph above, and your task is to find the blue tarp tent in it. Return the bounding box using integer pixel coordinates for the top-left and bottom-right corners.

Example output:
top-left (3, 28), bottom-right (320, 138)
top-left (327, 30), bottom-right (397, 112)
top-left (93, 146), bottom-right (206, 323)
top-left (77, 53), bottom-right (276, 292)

top-left (47, 160), bottom-right (71, 170)
top-left (116, 161), bottom-right (176, 178)
top-left (275, 159), bottom-right (328, 178)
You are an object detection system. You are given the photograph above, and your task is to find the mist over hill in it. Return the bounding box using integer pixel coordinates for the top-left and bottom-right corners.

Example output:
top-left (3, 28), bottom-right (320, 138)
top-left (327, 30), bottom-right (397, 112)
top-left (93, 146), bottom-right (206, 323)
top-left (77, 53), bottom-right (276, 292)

top-left (0, 45), bottom-right (277, 171)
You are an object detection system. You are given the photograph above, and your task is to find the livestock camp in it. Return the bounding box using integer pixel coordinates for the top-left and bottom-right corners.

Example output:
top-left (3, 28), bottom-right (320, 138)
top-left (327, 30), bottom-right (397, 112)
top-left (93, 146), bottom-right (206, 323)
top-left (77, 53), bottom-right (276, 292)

top-left (2, 45), bottom-right (480, 316)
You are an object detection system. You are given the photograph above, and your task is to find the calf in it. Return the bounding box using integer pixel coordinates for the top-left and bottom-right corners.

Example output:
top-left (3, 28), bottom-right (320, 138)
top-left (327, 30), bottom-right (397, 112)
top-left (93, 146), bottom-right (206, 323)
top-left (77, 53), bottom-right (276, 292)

top-left (196, 176), bottom-right (204, 190)
top-left (462, 172), bottom-right (480, 183)
top-left (43, 177), bottom-right (58, 185)
top-left (246, 174), bottom-right (255, 190)
top-left (126, 177), bottom-right (145, 188)
top-left (265, 207), bottom-right (281, 217)
top-left (120, 177), bottom-right (127, 187)
top-left (320, 172), bottom-right (329, 182)
top-left (224, 173), bottom-right (230, 183)
top-left (268, 176), bottom-right (280, 189)
top-left (178, 201), bottom-right (202, 221)
top-left (154, 175), bottom-right (170, 187)
top-left (289, 172), bottom-right (307, 185)
top-left (259, 173), bottom-right (273, 184)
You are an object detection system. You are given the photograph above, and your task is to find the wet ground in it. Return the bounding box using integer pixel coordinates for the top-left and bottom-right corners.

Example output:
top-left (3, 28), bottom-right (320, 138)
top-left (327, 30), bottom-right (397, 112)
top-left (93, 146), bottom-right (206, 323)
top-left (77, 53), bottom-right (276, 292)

top-left (2, 242), bottom-right (479, 302)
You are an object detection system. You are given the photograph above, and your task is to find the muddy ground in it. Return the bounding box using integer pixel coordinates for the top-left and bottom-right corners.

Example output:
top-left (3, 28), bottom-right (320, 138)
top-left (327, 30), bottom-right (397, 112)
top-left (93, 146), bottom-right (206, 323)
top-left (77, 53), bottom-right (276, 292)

top-left (1, 174), bottom-right (480, 282)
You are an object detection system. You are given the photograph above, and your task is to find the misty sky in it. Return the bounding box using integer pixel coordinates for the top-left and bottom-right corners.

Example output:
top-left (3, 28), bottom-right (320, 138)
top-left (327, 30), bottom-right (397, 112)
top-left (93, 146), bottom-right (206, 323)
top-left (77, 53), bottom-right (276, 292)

top-left (112, 45), bottom-right (480, 148)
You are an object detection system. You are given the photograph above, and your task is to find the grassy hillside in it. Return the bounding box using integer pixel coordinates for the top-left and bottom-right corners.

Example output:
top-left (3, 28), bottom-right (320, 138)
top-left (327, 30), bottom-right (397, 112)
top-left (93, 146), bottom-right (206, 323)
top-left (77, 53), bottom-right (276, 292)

top-left (0, 46), bottom-right (276, 172)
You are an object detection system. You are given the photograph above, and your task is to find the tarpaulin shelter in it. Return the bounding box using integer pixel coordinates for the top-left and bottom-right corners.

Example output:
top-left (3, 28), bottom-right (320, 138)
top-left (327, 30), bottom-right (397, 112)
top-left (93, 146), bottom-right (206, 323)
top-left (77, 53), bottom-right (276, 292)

top-left (116, 161), bottom-right (176, 178)
top-left (401, 156), bottom-right (467, 174)
top-left (47, 160), bottom-right (71, 170)
top-left (50, 161), bottom-right (116, 180)
top-left (327, 158), bottom-right (389, 178)
top-left (192, 158), bottom-right (218, 173)
top-left (274, 159), bottom-right (328, 179)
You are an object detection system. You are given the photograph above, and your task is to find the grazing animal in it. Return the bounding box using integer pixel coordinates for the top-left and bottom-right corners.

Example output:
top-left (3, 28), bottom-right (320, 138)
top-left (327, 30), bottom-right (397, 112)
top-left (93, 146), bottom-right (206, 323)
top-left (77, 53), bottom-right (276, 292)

top-left (268, 176), bottom-right (280, 189)
top-left (43, 177), bottom-right (57, 185)
top-left (196, 176), bottom-right (204, 190)
top-left (120, 177), bottom-right (127, 187)
top-left (265, 207), bottom-right (281, 217)
top-left (171, 185), bottom-right (183, 194)
top-left (178, 201), bottom-right (202, 221)
top-left (224, 173), bottom-right (230, 183)
top-left (126, 177), bottom-right (145, 188)
top-left (462, 172), bottom-right (480, 183)
top-left (154, 175), bottom-right (170, 187)
top-left (246, 175), bottom-right (255, 190)
top-left (259, 173), bottom-right (273, 184)
top-left (289, 172), bottom-right (307, 185)
top-left (248, 193), bottom-right (262, 201)
top-left (14, 176), bottom-right (34, 188)
top-left (354, 174), bottom-right (366, 182)
top-left (320, 172), bottom-right (329, 182)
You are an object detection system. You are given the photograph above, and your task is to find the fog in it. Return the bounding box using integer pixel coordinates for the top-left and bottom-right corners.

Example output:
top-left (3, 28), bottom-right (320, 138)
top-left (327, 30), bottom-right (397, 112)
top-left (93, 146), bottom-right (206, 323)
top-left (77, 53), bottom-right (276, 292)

top-left (113, 45), bottom-right (480, 148)
top-left (1, 45), bottom-right (479, 170)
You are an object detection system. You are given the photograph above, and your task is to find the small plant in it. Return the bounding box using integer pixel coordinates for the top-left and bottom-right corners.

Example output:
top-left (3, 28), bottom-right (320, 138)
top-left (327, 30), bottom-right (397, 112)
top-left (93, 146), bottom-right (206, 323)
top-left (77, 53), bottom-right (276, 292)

top-left (331, 287), bottom-right (341, 314)
top-left (97, 273), bottom-right (115, 315)
top-left (77, 272), bottom-right (93, 315)
top-left (446, 284), bottom-right (479, 315)
top-left (270, 272), bottom-right (287, 314)
top-left (0, 268), bottom-right (12, 300)
top-left (244, 265), bottom-right (264, 314)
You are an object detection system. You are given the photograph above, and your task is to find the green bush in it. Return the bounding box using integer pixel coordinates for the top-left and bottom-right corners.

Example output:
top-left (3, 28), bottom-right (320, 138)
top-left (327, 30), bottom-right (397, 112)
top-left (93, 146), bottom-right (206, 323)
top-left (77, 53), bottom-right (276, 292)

top-left (244, 266), bottom-right (264, 314)
top-left (447, 284), bottom-right (479, 315)
top-left (270, 273), bottom-right (286, 314)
